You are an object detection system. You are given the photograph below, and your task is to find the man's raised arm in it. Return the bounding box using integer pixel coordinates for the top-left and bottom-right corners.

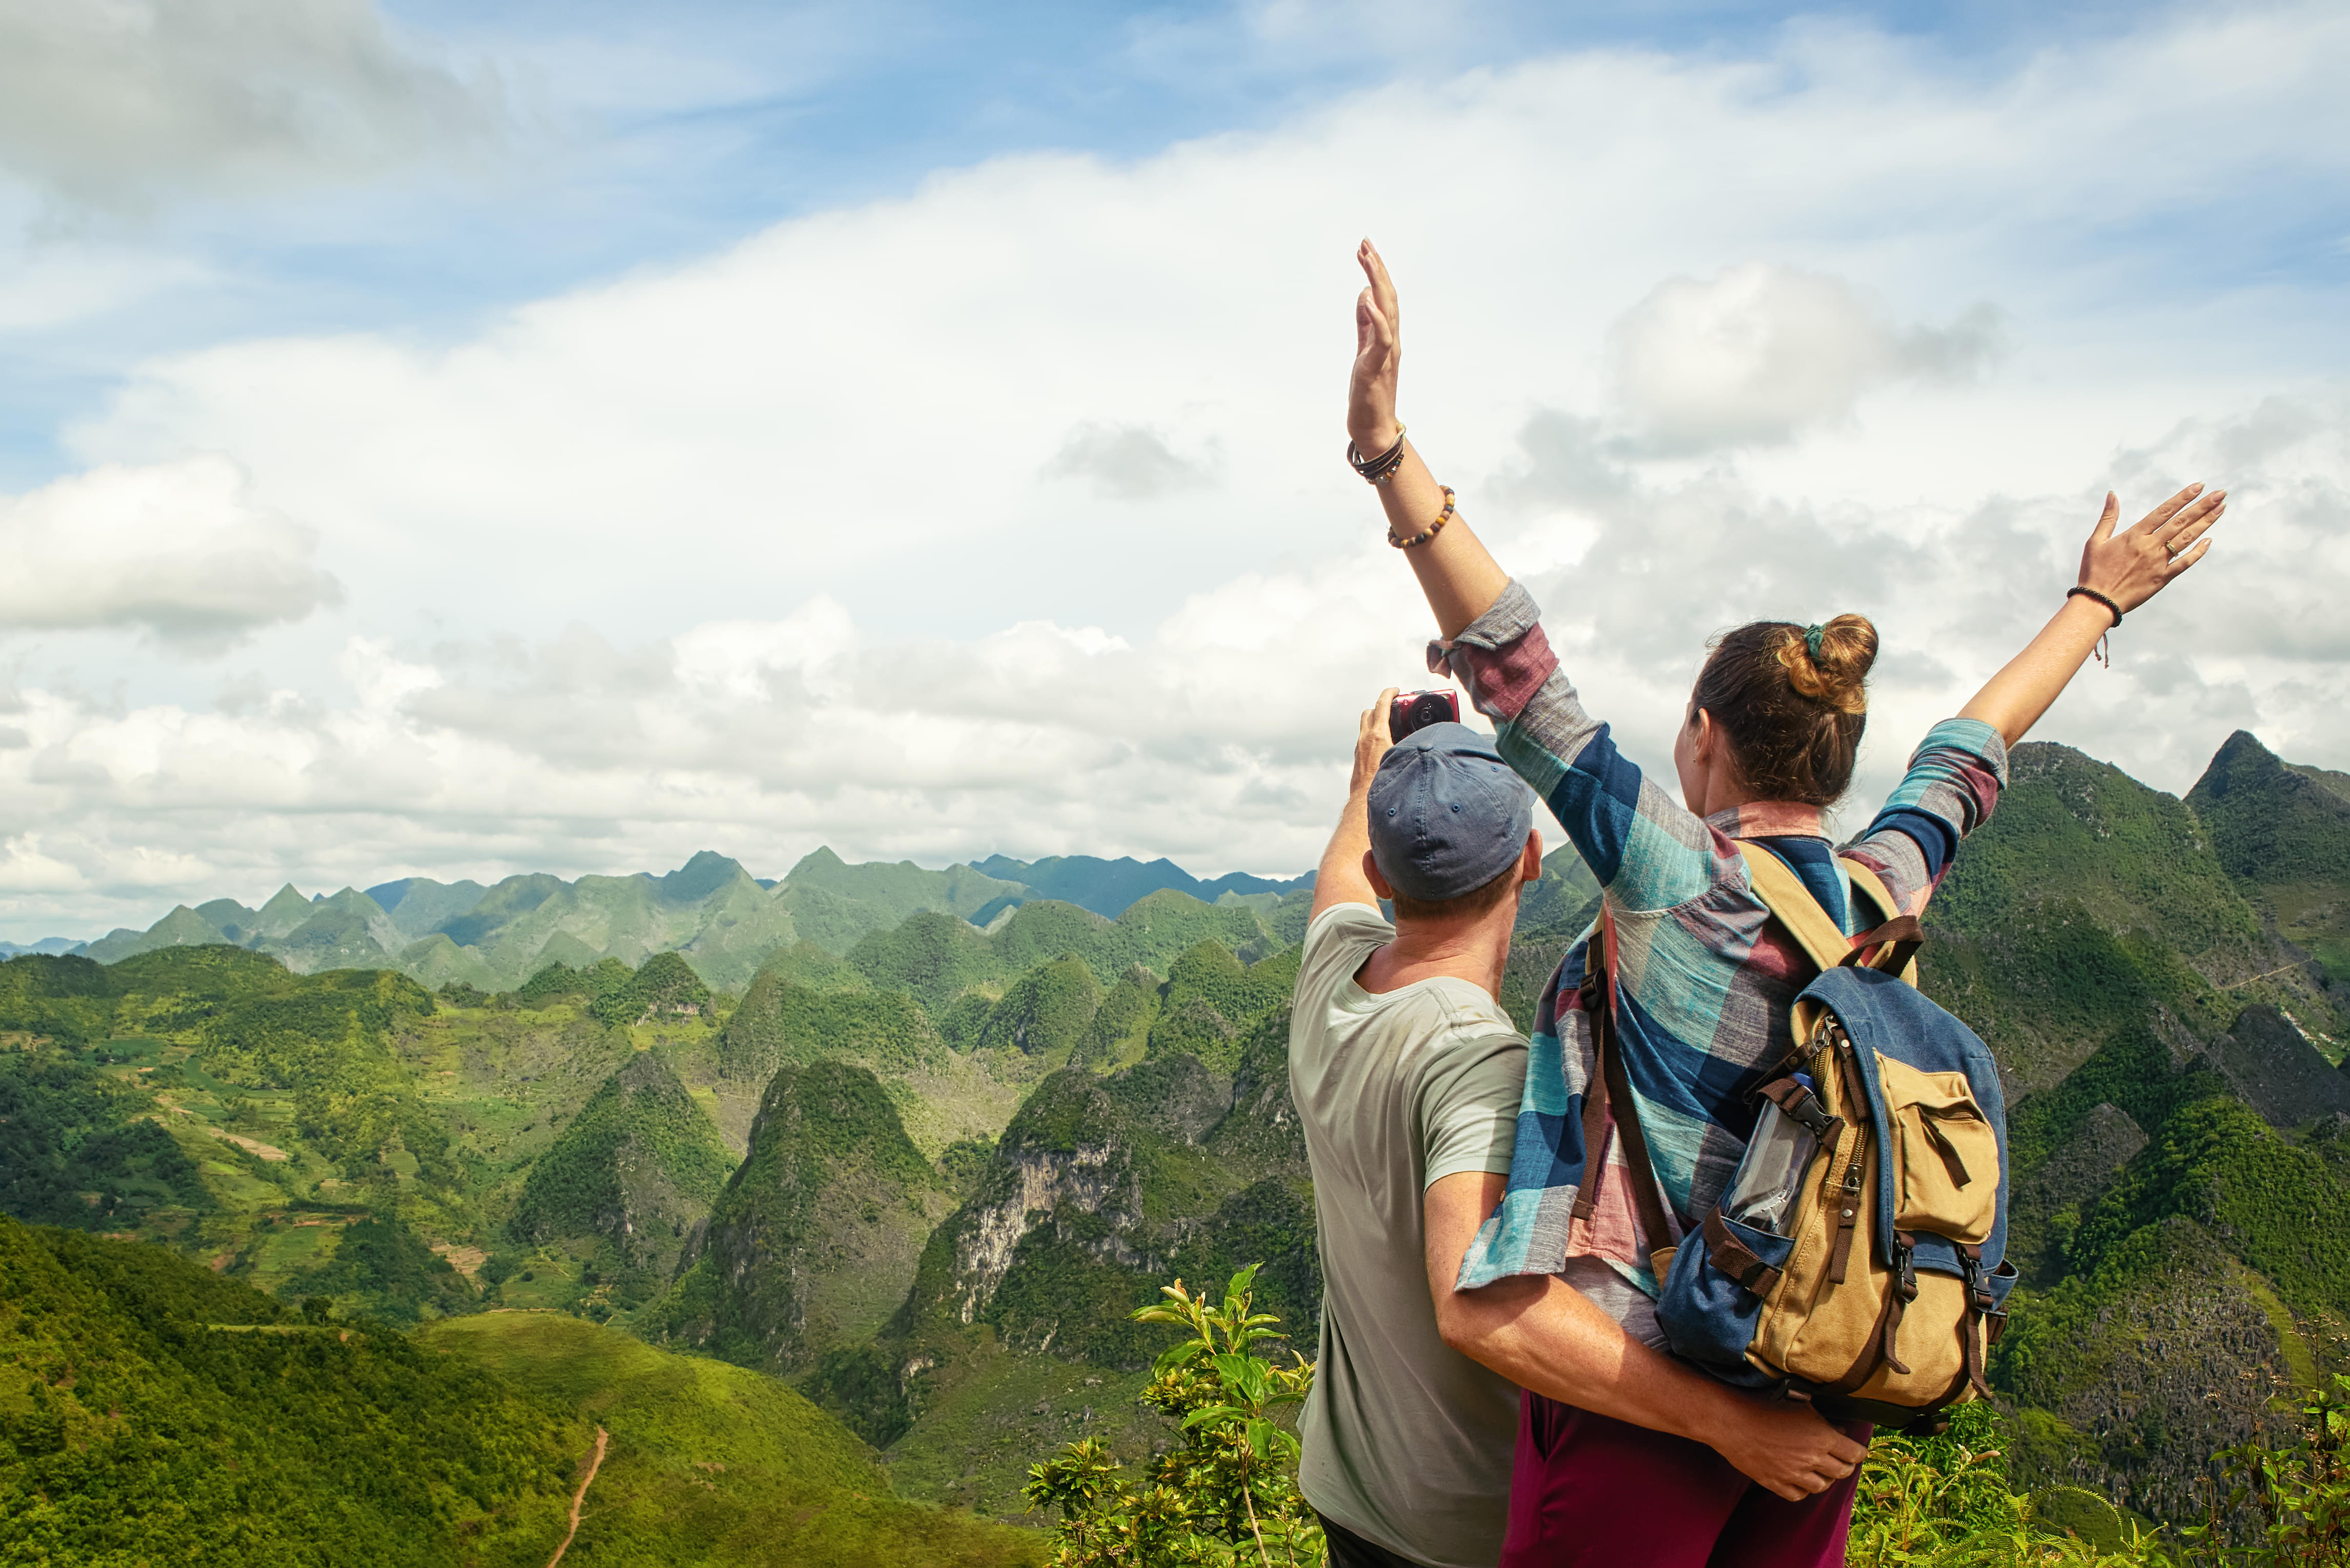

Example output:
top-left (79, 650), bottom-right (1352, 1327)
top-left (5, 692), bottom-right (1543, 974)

top-left (1309, 687), bottom-right (1399, 923)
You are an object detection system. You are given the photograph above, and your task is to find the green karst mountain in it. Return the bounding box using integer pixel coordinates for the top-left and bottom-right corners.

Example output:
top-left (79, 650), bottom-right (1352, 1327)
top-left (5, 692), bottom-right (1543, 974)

top-left (976, 955), bottom-right (1101, 1062)
top-left (13, 739), bottom-right (2350, 1550)
top-left (58, 844), bottom-right (1236, 997)
top-left (507, 1049), bottom-right (739, 1287)
top-left (2188, 727), bottom-right (2350, 981)
top-left (1897, 740), bottom-right (2350, 1520)
top-left (646, 1061), bottom-right (953, 1409)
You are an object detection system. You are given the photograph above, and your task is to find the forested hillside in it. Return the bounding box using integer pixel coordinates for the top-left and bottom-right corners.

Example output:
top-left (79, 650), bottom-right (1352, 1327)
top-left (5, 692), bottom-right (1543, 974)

top-left (5, 733), bottom-right (2349, 1550)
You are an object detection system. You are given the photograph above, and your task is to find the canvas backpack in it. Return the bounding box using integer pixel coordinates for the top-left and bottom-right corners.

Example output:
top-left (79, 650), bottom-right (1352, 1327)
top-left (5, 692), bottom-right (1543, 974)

top-left (1583, 841), bottom-right (2018, 1433)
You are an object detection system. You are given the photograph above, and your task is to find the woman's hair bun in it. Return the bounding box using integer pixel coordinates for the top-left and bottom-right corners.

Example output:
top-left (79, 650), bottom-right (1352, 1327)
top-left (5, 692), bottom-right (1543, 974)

top-left (1776, 614), bottom-right (1876, 716)
top-left (1694, 614), bottom-right (1876, 806)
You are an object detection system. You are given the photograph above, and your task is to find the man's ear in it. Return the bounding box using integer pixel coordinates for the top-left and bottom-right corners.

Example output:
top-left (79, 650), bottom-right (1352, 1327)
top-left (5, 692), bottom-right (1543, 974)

top-left (1361, 850), bottom-right (1397, 901)
top-left (1520, 831), bottom-right (1543, 883)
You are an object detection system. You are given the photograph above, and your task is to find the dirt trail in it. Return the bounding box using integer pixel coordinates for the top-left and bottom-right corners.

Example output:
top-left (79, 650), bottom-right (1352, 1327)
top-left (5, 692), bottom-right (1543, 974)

top-left (545, 1426), bottom-right (608, 1567)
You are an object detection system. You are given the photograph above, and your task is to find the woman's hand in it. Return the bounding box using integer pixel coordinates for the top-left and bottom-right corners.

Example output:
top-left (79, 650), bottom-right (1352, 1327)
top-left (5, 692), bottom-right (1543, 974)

top-left (1958, 482), bottom-right (2231, 745)
top-left (1348, 239), bottom-right (1402, 453)
top-left (2077, 483), bottom-right (2226, 614)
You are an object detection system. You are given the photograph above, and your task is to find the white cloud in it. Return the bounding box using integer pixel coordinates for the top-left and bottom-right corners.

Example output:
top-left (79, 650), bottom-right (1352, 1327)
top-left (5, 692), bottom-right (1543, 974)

top-left (4, 385), bottom-right (2342, 939)
top-left (1610, 264), bottom-right (2000, 452)
top-left (1045, 423), bottom-right (1219, 500)
top-left (0, 456), bottom-right (341, 648)
top-left (0, 0), bottom-right (498, 209)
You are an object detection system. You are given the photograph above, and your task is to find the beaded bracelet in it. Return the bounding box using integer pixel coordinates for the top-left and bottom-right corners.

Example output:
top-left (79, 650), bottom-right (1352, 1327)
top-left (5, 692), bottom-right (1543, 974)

top-left (1348, 425), bottom-right (1408, 485)
top-left (1389, 486), bottom-right (1455, 549)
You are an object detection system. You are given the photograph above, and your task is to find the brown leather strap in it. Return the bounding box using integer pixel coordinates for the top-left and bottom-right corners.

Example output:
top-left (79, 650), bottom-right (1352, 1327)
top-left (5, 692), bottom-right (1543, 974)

top-left (1755, 1075), bottom-right (1839, 1139)
top-left (1570, 908), bottom-right (1679, 1257)
top-left (1703, 1206), bottom-right (1783, 1298)
top-left (1824, 1031), bottom-right (1870, 1286)
top-left (1827, 1203), bottom-right (1860, 1285)
top-left (1603, 991), bottom-right (1678, 1255)
top-left (1918, 1112), bottom-right (1977, 1189)
top-left (1823, 1276), bottom-right (1907, 1396)
top-left (1842, 861), bottom-right (1920, 984)
top-left (1570, 997), bottom-right (1610, 1224)
top-left (1958, 1244), bottom-right (1995, 1400)
top-left (1842, 914), bottom-right (1925, 977)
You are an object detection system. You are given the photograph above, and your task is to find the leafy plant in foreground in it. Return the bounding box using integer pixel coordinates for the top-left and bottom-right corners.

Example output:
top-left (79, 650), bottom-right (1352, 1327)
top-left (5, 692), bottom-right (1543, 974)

top-left (2181, 1373), bottom-right (2349, 1567)
top-left (1847, 1405), bottom-right (2167, 1566)
top-left (1024, 1264), bottom-right (1322, 1567)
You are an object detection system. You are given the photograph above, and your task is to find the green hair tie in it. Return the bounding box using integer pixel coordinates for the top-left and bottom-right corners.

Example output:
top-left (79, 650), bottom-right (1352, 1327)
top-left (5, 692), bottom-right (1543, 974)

top-left (1803, 624), bottom-right (1826, 661)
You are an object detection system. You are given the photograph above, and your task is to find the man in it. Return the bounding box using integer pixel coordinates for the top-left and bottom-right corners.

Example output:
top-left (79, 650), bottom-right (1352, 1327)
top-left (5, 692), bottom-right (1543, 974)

top-left (1292, 692), bottom-right (1868, 1568)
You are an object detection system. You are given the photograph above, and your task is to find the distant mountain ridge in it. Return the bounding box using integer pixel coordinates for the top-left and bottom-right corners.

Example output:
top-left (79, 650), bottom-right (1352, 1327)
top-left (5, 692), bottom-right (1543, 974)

top-left (22, 847), bottom-right (1319, 993)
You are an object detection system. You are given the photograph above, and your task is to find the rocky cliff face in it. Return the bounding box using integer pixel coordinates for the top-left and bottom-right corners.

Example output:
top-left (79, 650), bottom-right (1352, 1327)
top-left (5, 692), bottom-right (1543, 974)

top-left (2193, 1004), bottom-right (2350, 1126)
top-left (1999, 1218), bottom-right (2296, 1522)
top-left (891, 1040), bottom-right (1318, 1375)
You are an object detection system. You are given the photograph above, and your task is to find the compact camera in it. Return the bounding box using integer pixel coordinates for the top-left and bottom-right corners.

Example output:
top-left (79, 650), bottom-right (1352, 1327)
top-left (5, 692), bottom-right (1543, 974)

top-left (1388, 689), bottom-right (1461, 741)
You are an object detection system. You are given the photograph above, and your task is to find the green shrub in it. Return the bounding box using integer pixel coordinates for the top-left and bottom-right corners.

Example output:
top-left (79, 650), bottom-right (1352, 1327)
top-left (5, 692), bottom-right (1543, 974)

top-left (1024, 1265), bottom-right (1321, 1567)
top-left (2180, 1373), bottom-right (2349, 1566)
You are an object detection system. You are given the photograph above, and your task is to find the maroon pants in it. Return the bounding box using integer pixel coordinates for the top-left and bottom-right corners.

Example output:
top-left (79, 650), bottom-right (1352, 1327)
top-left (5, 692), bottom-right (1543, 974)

top-left (1500, 1393), bottom-right (1868, 1568)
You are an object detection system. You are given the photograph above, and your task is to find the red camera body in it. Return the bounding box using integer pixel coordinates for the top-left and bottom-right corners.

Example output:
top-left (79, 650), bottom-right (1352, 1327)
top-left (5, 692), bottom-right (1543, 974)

top-left (1389, 689), bottom-right (1461, 740)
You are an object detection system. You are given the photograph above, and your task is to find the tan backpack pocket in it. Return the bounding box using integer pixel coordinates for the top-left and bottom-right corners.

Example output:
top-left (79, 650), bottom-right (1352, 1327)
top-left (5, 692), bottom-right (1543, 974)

top-left (1877, 1056), bottom-right (1998, 1243)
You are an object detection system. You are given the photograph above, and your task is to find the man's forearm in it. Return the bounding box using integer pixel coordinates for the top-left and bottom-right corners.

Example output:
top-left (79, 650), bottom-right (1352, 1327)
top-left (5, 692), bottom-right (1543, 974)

top-left (1439, 1272), bottom-right (1748, 1443)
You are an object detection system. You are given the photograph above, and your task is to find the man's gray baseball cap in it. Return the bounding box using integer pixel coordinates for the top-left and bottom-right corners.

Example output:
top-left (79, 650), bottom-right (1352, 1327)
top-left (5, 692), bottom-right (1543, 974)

top-left (1366, 721), bottom-right (1537, 902)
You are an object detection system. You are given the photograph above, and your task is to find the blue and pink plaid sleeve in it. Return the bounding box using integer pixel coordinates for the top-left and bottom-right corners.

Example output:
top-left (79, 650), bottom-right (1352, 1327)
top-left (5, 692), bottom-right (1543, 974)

top-left (1435, 581), bottom-right (1726, 914)
top-left (1841, 719), bottom-right (2009, 917)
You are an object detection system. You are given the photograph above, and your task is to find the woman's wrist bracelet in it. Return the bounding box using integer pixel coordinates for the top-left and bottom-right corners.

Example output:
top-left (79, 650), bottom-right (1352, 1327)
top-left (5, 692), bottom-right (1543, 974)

top-left (1347, 424), bottom-right (1408, 485)
top-left (2067, 586), bottom-right (2122, 669)
top-left (1389, 486), bottom-right (1455, 548)
top-left (2067, 586), bottom-right (2123, 627)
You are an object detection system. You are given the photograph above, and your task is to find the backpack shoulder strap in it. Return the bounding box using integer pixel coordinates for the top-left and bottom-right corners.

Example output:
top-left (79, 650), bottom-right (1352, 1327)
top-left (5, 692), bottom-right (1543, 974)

top-left (1733, 841), bottom-right (1921, 984)
top-left (1734, 841), bottom-right (1851, 972)
top-left (1841, 857), bottom-right (1902, 927)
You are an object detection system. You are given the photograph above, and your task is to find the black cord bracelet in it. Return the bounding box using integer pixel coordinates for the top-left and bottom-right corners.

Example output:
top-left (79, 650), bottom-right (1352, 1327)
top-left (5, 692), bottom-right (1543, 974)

top-left (1347, 425), bottom-right (1408, 485)
top-left (2067, 586), bottom-right (2123, 627)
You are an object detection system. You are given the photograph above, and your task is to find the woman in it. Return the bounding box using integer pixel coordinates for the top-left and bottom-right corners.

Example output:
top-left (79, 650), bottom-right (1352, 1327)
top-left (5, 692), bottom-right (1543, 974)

top-left (1342, 239), bottom-right (2222, 1568)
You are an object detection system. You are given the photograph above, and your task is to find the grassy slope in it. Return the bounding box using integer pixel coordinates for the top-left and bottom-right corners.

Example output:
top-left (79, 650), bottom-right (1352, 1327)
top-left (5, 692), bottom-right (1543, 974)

top-left (422, 1313), bottom-right (1040, 1566)
top-left (0, 1219), bottom-right (581, 1566)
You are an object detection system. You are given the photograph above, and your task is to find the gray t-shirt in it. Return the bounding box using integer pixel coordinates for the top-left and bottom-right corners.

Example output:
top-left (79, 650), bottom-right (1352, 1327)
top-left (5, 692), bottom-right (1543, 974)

top-left (1291, 904), bottom-right (1530, 1568)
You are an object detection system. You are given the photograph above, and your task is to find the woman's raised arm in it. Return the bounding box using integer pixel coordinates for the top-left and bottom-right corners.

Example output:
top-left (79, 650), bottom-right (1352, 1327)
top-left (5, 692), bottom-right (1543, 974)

top-left (1955, 485), bottom-right (2227, 745)
top-left (1348, 240), bottom-right (1509, 638)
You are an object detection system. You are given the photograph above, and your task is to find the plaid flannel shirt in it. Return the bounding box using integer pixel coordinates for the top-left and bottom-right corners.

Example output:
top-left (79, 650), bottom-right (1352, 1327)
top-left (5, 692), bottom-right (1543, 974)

top-left (1440, 582), bottom-right (2008, 1298)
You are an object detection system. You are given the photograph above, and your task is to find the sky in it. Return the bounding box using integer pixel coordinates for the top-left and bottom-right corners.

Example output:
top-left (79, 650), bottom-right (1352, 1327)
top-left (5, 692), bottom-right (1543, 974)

top-left (0, 0), bottom-right (2345, 940)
